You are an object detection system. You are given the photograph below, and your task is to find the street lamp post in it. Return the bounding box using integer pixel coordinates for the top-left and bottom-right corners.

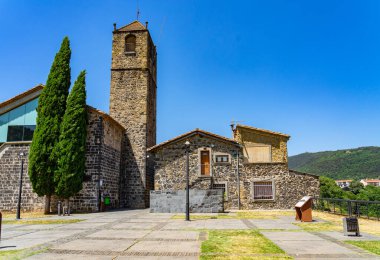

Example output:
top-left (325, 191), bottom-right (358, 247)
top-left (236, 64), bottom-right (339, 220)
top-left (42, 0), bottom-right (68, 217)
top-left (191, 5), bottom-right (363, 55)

top-left (16, 152), bottom-right (26, 220)
top-left (185, 140), bottom-right (190, 221)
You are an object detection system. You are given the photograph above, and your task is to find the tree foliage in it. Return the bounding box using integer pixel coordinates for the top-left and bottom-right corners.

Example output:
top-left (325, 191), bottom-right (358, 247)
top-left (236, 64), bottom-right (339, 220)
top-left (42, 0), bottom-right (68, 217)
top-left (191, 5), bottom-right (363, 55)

top-left (320, 176), bottom-right (380, 201)
top-left (54, 71), bottom-right (87, 198)
top-left (28, 37), bottom-right (71, 199)
top-left (289, 147), bottom-right (380, 180)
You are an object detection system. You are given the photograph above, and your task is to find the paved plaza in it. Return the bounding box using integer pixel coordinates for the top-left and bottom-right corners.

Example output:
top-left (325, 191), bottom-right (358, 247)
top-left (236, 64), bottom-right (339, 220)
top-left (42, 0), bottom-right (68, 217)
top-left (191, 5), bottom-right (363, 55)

top-left (1, 209), bottom-right (379, 259)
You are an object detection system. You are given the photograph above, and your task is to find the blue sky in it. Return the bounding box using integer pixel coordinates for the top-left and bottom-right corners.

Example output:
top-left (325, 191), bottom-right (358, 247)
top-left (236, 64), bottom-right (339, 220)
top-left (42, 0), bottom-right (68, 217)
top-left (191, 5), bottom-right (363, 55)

top-left (0, 0), bottom-right (379, 155)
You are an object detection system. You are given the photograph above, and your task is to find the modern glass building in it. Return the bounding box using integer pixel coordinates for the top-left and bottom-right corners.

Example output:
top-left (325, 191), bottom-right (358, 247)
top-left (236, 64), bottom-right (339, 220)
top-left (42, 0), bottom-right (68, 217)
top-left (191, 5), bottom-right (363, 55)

top-left (0, 86), bottom-right (42, 144)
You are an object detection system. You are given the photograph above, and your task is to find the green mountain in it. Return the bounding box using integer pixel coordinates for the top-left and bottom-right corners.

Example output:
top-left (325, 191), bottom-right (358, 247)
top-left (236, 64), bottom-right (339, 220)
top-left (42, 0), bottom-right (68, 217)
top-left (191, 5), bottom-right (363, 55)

top-left (288, 146), bottom-right (380, 180)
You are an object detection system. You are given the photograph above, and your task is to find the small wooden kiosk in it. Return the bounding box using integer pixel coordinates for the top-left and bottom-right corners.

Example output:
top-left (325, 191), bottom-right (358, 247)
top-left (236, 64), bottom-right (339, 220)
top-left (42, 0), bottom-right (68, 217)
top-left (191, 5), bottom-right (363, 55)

top-left (295, 196), bottom-right (313, 222)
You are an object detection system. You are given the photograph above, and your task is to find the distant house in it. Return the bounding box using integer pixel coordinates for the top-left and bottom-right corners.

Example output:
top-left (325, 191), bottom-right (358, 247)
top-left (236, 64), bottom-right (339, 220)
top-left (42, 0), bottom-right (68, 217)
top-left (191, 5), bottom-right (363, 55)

top-left (335, 180), bottom-right (352, 188)
top-left (360, 179), bottom-right (380, 187)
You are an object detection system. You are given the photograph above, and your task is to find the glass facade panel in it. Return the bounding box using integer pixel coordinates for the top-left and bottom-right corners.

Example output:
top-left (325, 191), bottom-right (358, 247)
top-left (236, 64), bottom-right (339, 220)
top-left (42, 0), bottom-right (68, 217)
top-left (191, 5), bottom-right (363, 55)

top-left (0, 98), bottom-right (38, 143)
top-left (8, 105), bottom-right (25, 125)
top-left (7, 126), bottom-right (24, 142)
top-left (23, 125), bottom-right (36, 141)
top-left (0, 113), bottom-right (9, 142)
top-left (24, 98), bottom-right (38, 125)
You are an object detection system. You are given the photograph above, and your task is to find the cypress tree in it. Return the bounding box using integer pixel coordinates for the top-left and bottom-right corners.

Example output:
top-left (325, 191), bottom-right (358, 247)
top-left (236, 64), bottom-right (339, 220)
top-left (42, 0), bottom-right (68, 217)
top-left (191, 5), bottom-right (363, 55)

top-left (28, 37), bottom-right (71, 214)
top-left (54, 71), bottom-right (87, 209)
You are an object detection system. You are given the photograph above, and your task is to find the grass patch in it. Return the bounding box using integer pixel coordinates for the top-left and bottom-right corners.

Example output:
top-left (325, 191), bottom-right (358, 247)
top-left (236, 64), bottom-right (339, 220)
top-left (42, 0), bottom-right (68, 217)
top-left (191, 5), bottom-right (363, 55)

top-left (3, 219), bottom-right (83, 225)
top-left (345, 241), bottom-right (380, 255)
top-left (294, 222), bottom-right (341, 232)
top-left (200, 230), bottom-right (292, 260)
top-left (0, 250), bottom-right (24, 259)
top-left (1, 212), bottom-right (51, 219)
top-left (0, 248), bottom-right (47, 260)
top-left (313, 211), bottom-right (380, 236)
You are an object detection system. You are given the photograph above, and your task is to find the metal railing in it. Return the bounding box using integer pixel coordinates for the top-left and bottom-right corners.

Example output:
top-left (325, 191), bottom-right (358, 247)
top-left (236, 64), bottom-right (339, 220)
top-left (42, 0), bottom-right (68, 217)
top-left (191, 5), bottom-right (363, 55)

top-left (313, 197), bottom-right (380, 221)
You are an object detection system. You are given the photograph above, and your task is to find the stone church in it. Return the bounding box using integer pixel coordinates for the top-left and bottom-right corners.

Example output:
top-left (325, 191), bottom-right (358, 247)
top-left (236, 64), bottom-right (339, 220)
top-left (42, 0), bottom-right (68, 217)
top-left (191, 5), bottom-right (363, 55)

top-left (0, 20), bottom-right (319, 212)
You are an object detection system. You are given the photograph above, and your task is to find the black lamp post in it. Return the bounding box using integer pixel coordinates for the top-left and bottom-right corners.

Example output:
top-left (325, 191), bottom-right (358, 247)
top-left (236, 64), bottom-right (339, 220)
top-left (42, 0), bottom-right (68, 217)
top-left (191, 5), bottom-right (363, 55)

top-left (16, 152), bottom-right (26, 220)
top-left (185, 140), bottom-right (190, 221)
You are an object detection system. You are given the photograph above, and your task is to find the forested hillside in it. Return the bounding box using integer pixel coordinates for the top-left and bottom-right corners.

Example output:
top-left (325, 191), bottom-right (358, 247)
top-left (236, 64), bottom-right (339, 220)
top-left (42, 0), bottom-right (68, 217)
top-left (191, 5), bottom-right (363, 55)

top-left (289, 146), bottom-right (380, 180)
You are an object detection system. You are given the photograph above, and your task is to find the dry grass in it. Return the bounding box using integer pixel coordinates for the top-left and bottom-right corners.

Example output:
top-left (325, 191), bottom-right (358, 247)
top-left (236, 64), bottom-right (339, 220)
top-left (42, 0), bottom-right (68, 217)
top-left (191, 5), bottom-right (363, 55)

top-left (313, 211), bottom-right (380, 236)
top-left (1, 211), bottom-right (51, 219)
top-left (345, 241), bottom-right (380, 255)
top-left (3, 219), bottom-right (83, 225)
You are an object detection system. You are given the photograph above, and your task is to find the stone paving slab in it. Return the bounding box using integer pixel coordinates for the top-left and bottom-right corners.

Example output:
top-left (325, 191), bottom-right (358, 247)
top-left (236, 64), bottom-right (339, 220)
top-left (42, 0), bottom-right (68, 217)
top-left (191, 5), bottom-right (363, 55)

top-left (128, 240), bottom-right (200, 253)
top-left (262, 231), bottom-right (360, 255)
top-left (116, 256), bottom-right (198, 259)
top-left (250, 219), bottom-right (301, 230)
top-left (263, 231), bottom-right (324, 241)
top-left (9, 229), bottom-right (83, 240)
top-left (120, 218), bottom-right (170, 223)
top-left (163, 220), bottom-right (206, 230)
top-left (16, 224), bottom-right (65, 230)
top-left (51, 238), bottom-right (135, 252)
top-left (203, 219), bottom-right (248, 229)
top-left (274, 240), bottom-right (354, 255)
top-left (145, 230), bottom-right (199, 240)
top-left (26, 253), bottom-right (114, 260)
top-left (0, 230), bottom-right (34, 239)
top-left (82, 218), bottom-right (125, 223)
top-left (87, 229), bottom-right (151, 239)
top-left (0, 237), bottom-right (55, 250)
top-left (55, 222), bottom-right (108, 230)
top-left (320, 231), bottom-right (380, 241)
top-left (112, 222), bottom-right (159, 230)
top-left (2, 224), bottom-right (26, 230)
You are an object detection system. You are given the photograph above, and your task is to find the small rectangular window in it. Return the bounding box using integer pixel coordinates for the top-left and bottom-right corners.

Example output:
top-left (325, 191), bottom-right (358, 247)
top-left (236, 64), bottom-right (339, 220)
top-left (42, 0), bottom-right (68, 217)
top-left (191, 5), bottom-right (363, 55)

top-left (252, 181), bottom-right (274, 201)
top-left (215, 154), bottom-right (230, 163)
top-left (213, 183), bottom-right (228, 200)
top-left (7, 125), bottom-right (35, 142)
top-left (7, 126), bottom-right (24, 142)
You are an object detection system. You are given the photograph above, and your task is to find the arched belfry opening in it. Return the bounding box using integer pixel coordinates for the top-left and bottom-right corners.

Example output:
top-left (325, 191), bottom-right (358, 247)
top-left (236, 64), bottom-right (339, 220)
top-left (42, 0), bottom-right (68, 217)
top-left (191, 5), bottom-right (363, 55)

top-left (125, 34), bottom-right (136, 53)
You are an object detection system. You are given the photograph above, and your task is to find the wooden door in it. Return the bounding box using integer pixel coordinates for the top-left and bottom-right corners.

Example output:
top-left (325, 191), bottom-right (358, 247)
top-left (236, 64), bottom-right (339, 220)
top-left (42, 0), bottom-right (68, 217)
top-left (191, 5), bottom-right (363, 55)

top-left (201, 151), bottom-right (210, 176)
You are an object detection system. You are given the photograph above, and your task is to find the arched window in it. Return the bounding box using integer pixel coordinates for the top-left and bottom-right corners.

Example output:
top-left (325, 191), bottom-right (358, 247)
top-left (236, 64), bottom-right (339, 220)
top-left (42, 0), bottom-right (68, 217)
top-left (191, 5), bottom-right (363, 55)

top-left (125, 35), bottom-right (136, 53)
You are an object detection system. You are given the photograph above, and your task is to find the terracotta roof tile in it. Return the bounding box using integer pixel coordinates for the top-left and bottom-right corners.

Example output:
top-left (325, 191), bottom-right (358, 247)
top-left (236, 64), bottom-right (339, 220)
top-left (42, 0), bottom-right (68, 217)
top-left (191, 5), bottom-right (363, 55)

top-left (86, 106), bottom-right (125, 130)
top-left (116, 21), bottom-right (147, 32)
top-left (364, 179), bottom-right (380, 182)
top-left (148, 129), bottom-right (240, 152)
top-left (236, 124), bottom-right (290, 138)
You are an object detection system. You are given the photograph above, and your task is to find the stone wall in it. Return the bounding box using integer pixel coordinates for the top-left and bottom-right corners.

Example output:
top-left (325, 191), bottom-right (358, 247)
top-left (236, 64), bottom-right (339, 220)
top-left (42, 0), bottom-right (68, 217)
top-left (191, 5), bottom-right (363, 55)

top-left (69, 109), bottom-right (124, 212)
top-left (239, 164), bottom-right (320, 209)
top-left (0, 142), bottom-right (44, 211)
top-left (0, 109), bottom-right (124, 212)
top-left (150, 190), bottom-right (224, 213)
top-left (110, 28), bottom-right (157, 209)
top-left (234, 126), bottom-right (289, 163)
top-left (151, 134), bottom-right (320, 210)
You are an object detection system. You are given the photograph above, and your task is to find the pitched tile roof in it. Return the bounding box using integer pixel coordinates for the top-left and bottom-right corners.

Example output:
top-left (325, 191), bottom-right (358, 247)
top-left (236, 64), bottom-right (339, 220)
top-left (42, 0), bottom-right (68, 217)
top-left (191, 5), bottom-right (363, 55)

top-left (0, 84), bottom-right (43, 114)
top-left (147, 129), bottom-right (240, 152)
top-left (289, 169), bottom-right (319, 178)
top-left (236, 124), bottom-right (290, 139)
top-left (116, 20), bottom-right (147, 32)
top-left (87, 105), bottom-right (125, 130)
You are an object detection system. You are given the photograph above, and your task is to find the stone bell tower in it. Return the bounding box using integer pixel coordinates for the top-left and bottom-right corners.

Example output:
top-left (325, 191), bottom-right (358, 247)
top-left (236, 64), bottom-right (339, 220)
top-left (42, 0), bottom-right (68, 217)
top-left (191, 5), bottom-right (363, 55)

top-left (109, 21), bottom-right (157, 208)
